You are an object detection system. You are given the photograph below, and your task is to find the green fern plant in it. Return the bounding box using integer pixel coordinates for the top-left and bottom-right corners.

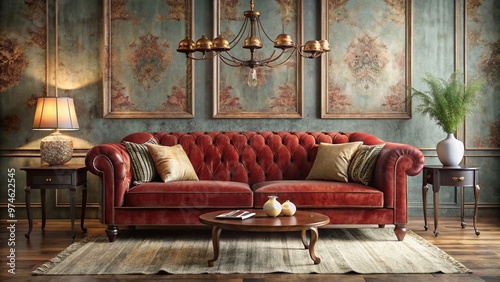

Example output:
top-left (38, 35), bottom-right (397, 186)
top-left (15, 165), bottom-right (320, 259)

top-left (409, 71), bottom-right (483, 134)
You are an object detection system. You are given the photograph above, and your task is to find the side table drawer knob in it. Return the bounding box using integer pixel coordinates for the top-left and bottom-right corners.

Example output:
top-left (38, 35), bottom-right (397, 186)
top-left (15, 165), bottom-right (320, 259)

top-left (45, 177), bottom-right (52, 182)
top-left (452, 176), bottom-right (465, 182)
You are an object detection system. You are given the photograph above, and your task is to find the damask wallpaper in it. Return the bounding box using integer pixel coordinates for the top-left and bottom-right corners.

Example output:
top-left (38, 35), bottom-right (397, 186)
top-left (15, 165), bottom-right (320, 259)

top-left (0, 0), bottom-right (46, 133)
top-left (322, 0), bottom-right (411, 118)
top-left (103, 0), bottom-right (194, 118)
top-left (465, 0), bottom-right (500, 149)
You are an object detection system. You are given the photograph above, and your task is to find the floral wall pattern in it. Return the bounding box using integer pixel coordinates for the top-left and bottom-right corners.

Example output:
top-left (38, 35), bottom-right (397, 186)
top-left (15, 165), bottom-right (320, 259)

top-left (127, 33), bottom-right (172, 90)
top-left (103, 0), bottom-right (194, 118)
top-left (0, 0), bottom-right (46, 94)
top-left (0, 36), bottom-right (29, 93)
top-left (322, 0), bottom-right (411, 118)
top-left (0, 0), bottom-right (46, 132)
top-left (466, 0), bottom-right (500, 149)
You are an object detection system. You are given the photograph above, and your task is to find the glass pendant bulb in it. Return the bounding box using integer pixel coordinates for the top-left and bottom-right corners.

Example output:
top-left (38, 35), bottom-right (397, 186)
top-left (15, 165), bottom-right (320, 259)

top-left (247, 68), bottom-right (258, 87)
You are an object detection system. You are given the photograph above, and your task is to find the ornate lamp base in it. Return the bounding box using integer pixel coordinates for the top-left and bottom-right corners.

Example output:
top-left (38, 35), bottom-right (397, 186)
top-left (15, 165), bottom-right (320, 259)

top-left (40, 131), bottom-right (73, 165)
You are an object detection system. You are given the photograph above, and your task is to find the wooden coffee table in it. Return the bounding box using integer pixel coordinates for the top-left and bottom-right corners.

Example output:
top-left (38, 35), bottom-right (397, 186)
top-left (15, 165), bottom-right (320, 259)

top-left (199, 209), bottom-right (330, 267)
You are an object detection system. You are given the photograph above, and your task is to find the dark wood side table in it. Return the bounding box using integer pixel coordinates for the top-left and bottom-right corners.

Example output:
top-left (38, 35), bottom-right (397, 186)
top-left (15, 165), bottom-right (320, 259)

top-left (422, 165), bottom-right (480, 237)
top-left (21, 164), bottom-right (88, 240)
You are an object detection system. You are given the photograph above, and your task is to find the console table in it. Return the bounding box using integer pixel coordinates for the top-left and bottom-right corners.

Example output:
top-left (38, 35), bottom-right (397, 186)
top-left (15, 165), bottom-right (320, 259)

top-left (22, 164), bottom-right (88, 239)
top-left (422, 165), bottom-right (480, 237)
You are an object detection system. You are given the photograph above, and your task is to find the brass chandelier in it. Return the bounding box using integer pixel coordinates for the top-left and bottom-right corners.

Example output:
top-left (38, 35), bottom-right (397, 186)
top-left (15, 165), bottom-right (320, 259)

top-left (177, 0), bottom-right (330, 87)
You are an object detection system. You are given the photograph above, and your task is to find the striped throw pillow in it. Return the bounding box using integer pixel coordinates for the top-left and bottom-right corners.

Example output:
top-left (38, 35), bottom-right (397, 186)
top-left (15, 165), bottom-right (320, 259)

top-left (348, 144), bottom-right (385, 185)
top-left (123, 139), bottom-right (158, 185)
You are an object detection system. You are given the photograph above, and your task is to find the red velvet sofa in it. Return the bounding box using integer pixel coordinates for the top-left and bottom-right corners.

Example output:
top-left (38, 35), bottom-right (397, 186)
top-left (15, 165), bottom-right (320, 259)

top-left (85, 131), bottom-right (424, 242)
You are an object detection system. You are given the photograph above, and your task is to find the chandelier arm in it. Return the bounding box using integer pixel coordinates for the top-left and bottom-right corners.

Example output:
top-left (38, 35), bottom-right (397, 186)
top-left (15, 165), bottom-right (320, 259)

top-left (184, 52), bottom-right (219, 60)
top-left (218, 54), bottom-right (246, 67)
top-left (257, 48), bottom-right (294, 66)
top-left (297, 47), bottom-right (322, 59)
top-left (256, 17), bottom-right (277, 43)
top-left (220, 47), bottom-right (295, 68)
top-left (221, 49), bottom-right (277, 68)
top-left (254, 49), bottom-right (281, 65)
top-left (227, 17), bottom-right (250, 46)
top-left (218, 52), bottom-right (246, 66)
top-left (263, 48), bottom-right (298, 68)
top-left (220, 51), bottom-right (249, 64)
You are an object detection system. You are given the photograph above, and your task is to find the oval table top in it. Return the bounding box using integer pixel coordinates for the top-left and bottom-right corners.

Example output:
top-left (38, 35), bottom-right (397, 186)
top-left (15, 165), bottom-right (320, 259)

top-left (199, 209), bottom-right (330, 232)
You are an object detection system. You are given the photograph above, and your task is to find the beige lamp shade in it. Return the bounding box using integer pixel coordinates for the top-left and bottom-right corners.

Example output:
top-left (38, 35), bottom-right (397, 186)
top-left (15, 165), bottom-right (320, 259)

top-left (32, 97), bottom-right (79, 165)
top-left (32, 97), bottom-right (79, 130)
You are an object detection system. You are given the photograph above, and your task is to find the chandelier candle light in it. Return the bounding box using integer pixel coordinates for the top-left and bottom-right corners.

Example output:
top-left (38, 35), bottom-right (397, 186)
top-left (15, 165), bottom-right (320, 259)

top-left (177, 0), bottom-right (330, 87)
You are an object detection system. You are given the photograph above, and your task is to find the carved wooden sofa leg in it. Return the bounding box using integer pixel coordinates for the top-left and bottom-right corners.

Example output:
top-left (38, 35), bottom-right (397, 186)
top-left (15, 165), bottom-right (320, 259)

top-left (106, 225), bottom-right (119, 242)
top-left (394, 224), bottom-right (407, 241)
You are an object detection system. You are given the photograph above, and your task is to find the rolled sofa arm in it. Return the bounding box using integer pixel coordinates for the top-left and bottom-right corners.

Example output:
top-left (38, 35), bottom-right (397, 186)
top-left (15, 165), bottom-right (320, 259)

top-left (85, 143), bottom-right (132, 214)
top-left (371, 142), bottom-right (425, 223)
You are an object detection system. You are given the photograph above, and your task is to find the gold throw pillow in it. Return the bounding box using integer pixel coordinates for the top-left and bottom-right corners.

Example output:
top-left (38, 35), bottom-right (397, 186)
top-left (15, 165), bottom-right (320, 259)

top-left (145, 144), bottom-right (199, 182)
top-left (306, 142), bottom-right (363, 182)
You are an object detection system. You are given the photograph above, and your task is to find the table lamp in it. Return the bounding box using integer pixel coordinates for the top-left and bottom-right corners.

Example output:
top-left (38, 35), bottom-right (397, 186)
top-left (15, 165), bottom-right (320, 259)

top-left (32, 97), bottom-right (79, 165)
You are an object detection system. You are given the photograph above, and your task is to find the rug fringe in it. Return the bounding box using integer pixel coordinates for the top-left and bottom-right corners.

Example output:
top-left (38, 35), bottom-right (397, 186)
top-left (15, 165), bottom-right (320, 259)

top-left (407, 230), bottom-right (472, 274)
top-left (32, 234), bottom-right (100, 276)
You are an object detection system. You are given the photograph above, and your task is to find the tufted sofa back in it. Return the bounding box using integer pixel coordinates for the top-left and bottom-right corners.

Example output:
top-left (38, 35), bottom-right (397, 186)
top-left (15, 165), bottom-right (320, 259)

top-left (122, 131), bottom-right (384, 186)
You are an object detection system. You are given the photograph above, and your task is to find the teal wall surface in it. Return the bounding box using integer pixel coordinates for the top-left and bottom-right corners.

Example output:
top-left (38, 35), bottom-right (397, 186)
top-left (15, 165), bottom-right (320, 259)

top-left (1, 0), bottom-right (499, 221)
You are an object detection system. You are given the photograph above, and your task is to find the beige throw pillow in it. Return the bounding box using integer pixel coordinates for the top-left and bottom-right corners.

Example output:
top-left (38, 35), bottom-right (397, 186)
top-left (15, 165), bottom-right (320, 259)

top-left (145, 144), bottom-right (199, 182)
top-left (306, 142), bottom-right (363, 182)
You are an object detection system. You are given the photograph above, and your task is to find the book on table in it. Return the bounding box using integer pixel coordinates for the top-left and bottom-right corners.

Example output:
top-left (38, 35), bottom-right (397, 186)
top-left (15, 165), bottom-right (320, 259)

top-left (215, 210), bottom-right (256, 220)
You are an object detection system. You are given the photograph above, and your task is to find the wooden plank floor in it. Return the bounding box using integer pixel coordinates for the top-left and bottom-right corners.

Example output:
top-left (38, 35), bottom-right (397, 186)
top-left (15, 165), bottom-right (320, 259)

top-left (1, 216), bottom-right (499, 282)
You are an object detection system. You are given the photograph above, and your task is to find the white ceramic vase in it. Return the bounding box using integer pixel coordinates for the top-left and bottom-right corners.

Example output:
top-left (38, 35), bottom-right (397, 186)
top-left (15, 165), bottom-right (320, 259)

top-left (281, 200), bottom-right (297, 216)
top-left (436, 133), bottom-right (464, 167)
top-left (263, 196), bottom-right (281, 217)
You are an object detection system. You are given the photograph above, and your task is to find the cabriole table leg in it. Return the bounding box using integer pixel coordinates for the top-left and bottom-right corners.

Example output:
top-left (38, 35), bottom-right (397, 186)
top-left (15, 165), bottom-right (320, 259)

top-left (24, 186), bottom-right (32, 239)
top-left (433, 190), bottom-right (440, 237)
top-left (308, 227), bottom-right (321, 264)
top-left (461, 186), bottom-right (466, 228)
top-left (473, 185), bottom-right (481, 236)
top-left (41, 189), bottom-right (46, 230)
top-left (69, 186), bottom-right (76, 240)
top-left (423, 184), bottom-right (429, 231)
top-left (81, 184), bottom-right (87, 232)
top-left (208, 226), bottom-right (222, 267)
top-left (300, 228), bottom-right (321, 264)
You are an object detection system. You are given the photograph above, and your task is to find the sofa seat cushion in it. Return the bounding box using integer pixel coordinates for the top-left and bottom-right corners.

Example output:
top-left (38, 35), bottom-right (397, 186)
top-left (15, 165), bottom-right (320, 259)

top-left (252, 180), bottom-right (383, 208)
top-left (125, 180), bottom-right (253, 208)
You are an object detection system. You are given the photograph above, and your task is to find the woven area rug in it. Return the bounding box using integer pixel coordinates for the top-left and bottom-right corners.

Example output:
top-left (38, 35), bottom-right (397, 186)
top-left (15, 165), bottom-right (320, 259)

top-left (33, 228), bottom-right (471, 275)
